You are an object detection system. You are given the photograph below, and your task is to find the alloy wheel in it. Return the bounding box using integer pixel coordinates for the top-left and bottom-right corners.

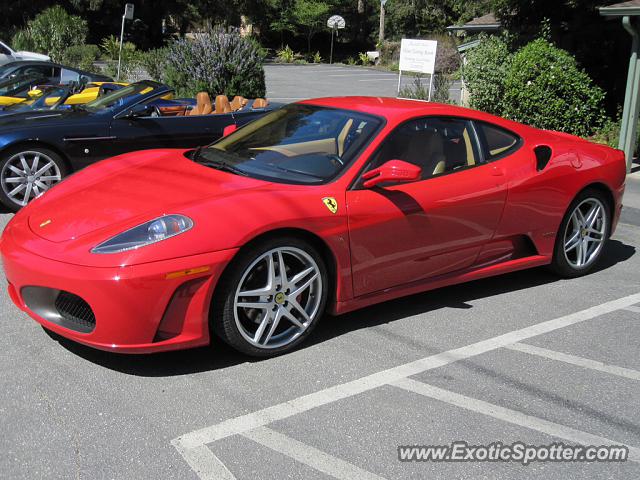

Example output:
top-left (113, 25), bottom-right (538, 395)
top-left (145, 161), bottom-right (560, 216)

top-left (234, 247), bottom-right (323, 350)
top-left (563, 198), bottom-right (607, 269)
top-left (1, 151), bottom-right (61, 207)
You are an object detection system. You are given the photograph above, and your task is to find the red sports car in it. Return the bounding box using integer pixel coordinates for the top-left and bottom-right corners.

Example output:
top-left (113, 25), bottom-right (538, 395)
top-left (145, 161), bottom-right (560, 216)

top-left (0, 97), bottom-right (626, 357)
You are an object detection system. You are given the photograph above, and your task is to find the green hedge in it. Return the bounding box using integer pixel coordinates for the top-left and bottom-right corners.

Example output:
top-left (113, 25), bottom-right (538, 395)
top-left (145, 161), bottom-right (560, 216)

top-left (502, 39), bottom-right (606, 137)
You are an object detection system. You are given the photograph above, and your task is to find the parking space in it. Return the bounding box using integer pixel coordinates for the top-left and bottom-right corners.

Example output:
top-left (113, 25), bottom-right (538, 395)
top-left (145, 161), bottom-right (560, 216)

top-left (1, 209), bottom-right (639, 479)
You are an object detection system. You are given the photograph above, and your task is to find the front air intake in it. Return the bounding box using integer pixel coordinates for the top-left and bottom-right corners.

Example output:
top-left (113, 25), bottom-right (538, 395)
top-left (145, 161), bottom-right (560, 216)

top-left (54, 291), bottom-right (96, 332)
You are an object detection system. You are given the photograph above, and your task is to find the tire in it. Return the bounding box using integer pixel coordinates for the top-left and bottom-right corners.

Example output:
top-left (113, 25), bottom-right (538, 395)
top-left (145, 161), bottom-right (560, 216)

top-left (0, 146), bottom-right (67, 212)
top-left (211, 236), bottom-right (329, 357)
top-left (550, 188), bottom-right (611, 278)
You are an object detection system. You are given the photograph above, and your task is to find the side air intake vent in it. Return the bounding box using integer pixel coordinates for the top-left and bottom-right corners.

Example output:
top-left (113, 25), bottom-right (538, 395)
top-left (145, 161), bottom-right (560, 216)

top-left (534, 145), bottom-right (553, 171)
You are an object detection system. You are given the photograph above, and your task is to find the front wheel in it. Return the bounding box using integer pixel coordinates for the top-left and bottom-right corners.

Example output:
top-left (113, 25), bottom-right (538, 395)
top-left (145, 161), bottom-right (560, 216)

top-left (0, 147), bottom-right (67, 211)
top-left (211, 237), bottom-right (329, 357)
top-left (551, 189), bottom-right (611, 278)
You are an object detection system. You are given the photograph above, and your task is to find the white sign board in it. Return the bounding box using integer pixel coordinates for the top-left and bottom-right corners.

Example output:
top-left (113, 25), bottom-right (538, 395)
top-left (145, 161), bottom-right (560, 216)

top-left (399, 39), bottom-right (437, 74)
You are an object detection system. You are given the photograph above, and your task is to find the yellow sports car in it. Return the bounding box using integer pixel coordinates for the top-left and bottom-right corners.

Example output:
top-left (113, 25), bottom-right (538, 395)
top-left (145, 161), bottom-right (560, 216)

top-left (0, 74), bottom-right (127, 107)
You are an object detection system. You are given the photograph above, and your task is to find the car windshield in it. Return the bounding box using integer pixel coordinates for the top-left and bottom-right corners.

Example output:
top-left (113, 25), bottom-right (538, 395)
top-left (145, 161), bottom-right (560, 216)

top-left (82, 82), bottom-right (159, 112)
top-left (4, 86), bottom-right (70, 112)
top-left (201, 104), bottom-right (383, 184)
top-left (0, 74), bottom-right (46, 97)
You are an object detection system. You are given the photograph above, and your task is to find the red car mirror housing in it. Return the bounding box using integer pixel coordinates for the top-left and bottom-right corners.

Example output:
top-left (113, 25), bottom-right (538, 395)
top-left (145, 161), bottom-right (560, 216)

top-left (362, 159), bottom-right (422, 188)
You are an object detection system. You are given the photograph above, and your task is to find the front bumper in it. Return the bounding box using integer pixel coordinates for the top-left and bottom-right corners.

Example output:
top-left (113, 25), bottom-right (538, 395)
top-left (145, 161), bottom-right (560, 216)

top-left (1, 231), bottom-right (238, 353)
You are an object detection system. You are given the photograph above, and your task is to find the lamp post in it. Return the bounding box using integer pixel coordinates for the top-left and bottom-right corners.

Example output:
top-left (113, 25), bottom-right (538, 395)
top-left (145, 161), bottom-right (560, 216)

top-left (117, 3), bottom-right (135, 81)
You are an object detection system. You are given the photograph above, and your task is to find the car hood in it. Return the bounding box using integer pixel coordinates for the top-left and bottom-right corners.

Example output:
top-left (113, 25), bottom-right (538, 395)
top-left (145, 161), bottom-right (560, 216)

top-left (0, 108), bottom-right (90, 129)
top-left (26, 149), bottom-right (270, 244)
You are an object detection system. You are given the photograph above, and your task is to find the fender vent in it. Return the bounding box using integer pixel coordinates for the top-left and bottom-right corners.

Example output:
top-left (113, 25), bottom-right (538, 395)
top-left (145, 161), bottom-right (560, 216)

top-left (535, 145), bottom-right (553, 171)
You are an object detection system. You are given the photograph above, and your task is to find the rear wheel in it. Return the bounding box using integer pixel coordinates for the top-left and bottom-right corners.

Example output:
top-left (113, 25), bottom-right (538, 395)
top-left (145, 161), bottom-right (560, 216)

top-left (551, 189), bottom-right (610, 278)
top-left (211, 237), bottom-right (328, 357)
top-left (0, 146), bottom-right (67, 211)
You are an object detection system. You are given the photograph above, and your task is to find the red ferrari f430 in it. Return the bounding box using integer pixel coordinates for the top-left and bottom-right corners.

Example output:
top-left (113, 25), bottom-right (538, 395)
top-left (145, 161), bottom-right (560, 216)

top-left (0, 97), bottom-right (627, 357)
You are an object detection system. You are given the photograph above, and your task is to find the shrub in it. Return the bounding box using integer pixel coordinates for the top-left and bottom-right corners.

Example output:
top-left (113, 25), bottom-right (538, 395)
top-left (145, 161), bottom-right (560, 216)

top-left (399, 74), bottom-right (453, 104)
top-left (11, 29), bottom-right (35, 52)
top-left (312, 51), bottom-right (322, 64)
top-left (502, 39), bottom-right (606, 137)
top-left (140, 48), bottom-right (168, 82)
top-left (100, 35), bottom-right (121, 61)
top-left (379, 41), bottom-right (400, 66)
top-left (276, 45), bottom-right (296, 63)
top-left (59, 44), bottom-right (101, 73)
top-left (358, 52), bottom-right (371, 66)
top-left (463, 35), bottom-right (512, 116)
top-left (346, 56), bottom-right (357, 66)
top-left (164, 27), bottom-right (266, 99)
top-left (24, 6), bottom-right (87, 61)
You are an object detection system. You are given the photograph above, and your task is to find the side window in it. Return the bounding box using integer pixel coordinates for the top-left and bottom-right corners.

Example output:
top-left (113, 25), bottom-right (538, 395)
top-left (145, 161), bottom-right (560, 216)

top-left (366, 116), bottom-right (480, 181)
top-left (0, 43), bottom-right (11, 55)
top-left (475, 122), bottom-right (520, 161)
top-left (61, 68), bottom-right (80, 84)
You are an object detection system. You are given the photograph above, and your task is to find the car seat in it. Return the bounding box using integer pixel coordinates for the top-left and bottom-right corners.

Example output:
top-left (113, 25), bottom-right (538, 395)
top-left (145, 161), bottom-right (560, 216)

top-left (189, 92), bottom-right (213, 115)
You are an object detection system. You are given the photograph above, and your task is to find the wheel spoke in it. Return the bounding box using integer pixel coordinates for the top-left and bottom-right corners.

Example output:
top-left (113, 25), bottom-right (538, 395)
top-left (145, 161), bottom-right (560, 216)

top-left (253, 311), bottom-right (272, 343)
top-left (23, 182), bottom-right (33, 202)
top-left (289, 266), bottom-right (315, 288)
top-left (262, 309), bottom-right (283, 345)
top-left (19, 155), bottom-right (29, 172)
top-left (4, 177), bottom-right (23, 184)
top-left (282, 307), bottom-right (305, 329)
top-left (31, 155), bottom-right (40, 174)
top-left (34, 161), bottom-right (54, 178)
top-left (238, 254), bottom-right (277, 296)
top-left (581, 239), bottom-right (589, 265)
top-left (564, 230), bottom-right (580, 251)
top-left (37, 175), bottom-right (60, 183)
top-left (291, 272), bottom-right (318, 297)
top-left (288, 299), bottom-right (311, 325)
top-left (277, 250), bottom-right (288, 285)
top-left (8, 183), bottom-right (26, 197)
top-left (7, 165), bottom-right (25, 177)
top-left (237, 301), bottom-right (270, 309)
top-left (585, 204), bottom-right (601, 228)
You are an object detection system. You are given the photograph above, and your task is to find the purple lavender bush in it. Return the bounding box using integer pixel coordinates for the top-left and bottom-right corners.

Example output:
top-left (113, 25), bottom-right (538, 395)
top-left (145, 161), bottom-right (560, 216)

top-left (164, 27), bottom-right (266, 98)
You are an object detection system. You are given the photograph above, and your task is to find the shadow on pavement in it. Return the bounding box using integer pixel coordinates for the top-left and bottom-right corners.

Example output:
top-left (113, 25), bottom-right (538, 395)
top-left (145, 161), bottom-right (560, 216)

top-left (46, 239), bottom-right (635, 376)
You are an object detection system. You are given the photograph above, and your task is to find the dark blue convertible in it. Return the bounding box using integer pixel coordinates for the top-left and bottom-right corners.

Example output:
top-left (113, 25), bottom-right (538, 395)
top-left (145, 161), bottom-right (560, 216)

top-left (0, 81), bottom-right (277, 211)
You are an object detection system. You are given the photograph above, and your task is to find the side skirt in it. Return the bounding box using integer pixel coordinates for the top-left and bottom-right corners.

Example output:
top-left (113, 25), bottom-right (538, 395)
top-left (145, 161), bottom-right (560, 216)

top-left (332, 255), bottom-right (551, 315)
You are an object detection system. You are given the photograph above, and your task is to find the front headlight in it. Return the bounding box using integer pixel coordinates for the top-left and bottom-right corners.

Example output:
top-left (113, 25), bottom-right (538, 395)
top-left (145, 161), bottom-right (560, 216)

top-left (91, 214), bottom-right (193, 254)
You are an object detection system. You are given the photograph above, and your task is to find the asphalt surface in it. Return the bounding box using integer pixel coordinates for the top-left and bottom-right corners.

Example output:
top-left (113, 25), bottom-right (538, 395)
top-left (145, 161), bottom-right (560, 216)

top-left (264, 63), bottom-right (462, 103)
top-left (0, 66), bottom-right (639, 479)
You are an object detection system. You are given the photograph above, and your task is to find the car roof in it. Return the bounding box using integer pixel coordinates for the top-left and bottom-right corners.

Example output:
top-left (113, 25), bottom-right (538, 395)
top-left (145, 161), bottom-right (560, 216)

top-left (299, 96), bottom-right (530, 132)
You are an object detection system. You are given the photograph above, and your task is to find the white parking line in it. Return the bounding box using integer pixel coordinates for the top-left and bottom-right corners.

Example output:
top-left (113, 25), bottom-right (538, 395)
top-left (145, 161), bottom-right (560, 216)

top-left (172, 291), bottom-right (640, 478)
top-left (392, 377), bottom-right (640, 462)
top-left (624, 305), bottom-right (640, 313)
top-left (506, 342), bottom-right (640, 380)
top-left (171, 443), bottom-right (237, 480)
top-left (243, 426), bottom-right (387, 480)
top-left (328, 74), bottom-right (397, 77)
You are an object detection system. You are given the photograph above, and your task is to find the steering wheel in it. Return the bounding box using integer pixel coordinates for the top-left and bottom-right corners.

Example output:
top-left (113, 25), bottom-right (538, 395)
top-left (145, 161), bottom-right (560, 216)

top-left (150, 105), bottom-right (161, 118)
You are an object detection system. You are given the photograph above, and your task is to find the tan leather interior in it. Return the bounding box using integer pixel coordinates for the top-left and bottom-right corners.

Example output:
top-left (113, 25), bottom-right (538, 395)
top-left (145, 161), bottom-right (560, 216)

top-left (337, 119), bottom-right (354, 157)
top-left (230, 96), bottom-right (248, 112)
top-left (462, 129), bottom-right (476, 165)
top-left (159, 105), bottom-right (188, 116)
top-left (215, 95), bottom-right (232, 114)
top-left (432, 160), bottom-right (446, 175)
top-left (250, 138), bottom-right (337, 157)
top-left (189, 92), bottom-right (213, 115)
top-left (253, 98), bottom-right (268, 109)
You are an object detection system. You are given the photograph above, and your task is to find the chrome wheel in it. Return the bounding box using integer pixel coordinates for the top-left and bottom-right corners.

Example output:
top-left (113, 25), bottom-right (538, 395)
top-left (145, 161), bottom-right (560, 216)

top-left (1, 150), bottom-right (61, 207)
top-left (563, 198), bottom-right (607, 269)
top-left (234, 247), bottom-right (323, 350)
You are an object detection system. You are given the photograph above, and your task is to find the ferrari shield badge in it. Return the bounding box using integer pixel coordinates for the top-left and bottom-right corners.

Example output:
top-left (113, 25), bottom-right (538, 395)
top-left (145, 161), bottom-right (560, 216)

top-left (322, 197), bottom-right (338, 214)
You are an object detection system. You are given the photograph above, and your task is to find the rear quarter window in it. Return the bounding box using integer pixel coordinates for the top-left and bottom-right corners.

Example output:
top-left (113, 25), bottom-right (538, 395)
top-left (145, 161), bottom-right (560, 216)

top-left (475, 121), bottom-right (521, 161)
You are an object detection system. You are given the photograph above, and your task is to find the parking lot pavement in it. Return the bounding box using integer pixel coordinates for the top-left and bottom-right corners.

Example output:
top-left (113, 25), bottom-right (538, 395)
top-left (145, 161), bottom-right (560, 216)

top-left (1, 182), bottom-right (640, 477)
top-left (1, 196), bottom-right (639, 479)
top-left (264, 64), bottom-right (463, 102)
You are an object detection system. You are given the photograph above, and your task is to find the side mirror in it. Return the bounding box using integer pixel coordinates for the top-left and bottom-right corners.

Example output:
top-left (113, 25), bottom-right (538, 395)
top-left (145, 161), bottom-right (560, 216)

top-left (362, 159), bottom-right (422, 188)
top-left (125, 103), bottom-right (154, 118)
top-left (222, 124), bottom-right (238, 137)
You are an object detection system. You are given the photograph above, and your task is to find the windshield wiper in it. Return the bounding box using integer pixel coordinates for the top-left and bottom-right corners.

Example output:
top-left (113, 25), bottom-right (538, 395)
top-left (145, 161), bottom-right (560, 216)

top-left (197, 159), bottom-right (248, 176)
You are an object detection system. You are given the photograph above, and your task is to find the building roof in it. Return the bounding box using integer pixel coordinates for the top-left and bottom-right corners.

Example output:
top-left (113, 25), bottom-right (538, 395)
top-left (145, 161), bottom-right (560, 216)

top-left (447, 13), bottom-right (502, 32)
top-left (600, 0), bottom-right (640, 16)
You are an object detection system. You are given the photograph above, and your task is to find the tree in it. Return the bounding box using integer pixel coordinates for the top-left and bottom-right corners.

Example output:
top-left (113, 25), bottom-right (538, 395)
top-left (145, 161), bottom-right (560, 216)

top-left (292, 0), bottom-right (330, 52)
